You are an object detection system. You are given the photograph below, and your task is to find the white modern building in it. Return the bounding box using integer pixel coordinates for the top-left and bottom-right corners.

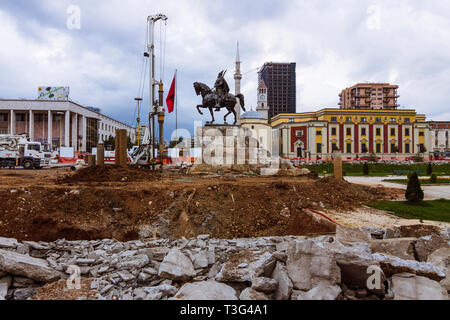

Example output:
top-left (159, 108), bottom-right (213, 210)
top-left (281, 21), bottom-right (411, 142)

top-left (0, 99), bottom-right (135, 152)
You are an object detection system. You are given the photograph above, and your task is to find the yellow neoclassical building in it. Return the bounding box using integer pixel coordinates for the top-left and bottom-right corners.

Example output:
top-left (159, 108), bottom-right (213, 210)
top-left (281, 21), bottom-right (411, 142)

top-left (270, 108), bottom-right (430, 160)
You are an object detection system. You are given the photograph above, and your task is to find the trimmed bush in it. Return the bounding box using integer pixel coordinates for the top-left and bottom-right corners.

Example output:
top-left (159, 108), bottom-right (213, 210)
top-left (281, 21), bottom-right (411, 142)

top-left (405, 172), bottom-right (424, 203)
top-left (363, 163), bottom-right (369, 175)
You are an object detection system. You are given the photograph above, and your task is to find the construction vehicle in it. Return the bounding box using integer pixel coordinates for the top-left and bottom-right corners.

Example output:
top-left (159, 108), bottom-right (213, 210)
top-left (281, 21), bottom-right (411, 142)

top-left (0, 134), bottom-right (51, 169)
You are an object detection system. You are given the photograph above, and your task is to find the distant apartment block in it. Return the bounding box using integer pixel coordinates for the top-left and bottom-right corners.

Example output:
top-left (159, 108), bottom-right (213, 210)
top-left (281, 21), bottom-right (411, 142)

top-left (258, 62), bottom-right (296, 118)
top-left (428, 121), bottom-right (450, 157)
top-left (339, 83), bottom-right (399, 110)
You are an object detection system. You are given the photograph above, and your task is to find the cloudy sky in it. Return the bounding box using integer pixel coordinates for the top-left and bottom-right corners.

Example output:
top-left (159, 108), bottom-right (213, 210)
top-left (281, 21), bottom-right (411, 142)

top-left (1, 0), bottom-right (449, 139)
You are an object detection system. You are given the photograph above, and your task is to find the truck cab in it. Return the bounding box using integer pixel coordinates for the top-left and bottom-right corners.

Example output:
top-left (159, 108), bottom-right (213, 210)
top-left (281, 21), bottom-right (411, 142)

top-left (0, 134), bottom-right (51, 169)
top-left (18, 142), bottom-right (50, 169)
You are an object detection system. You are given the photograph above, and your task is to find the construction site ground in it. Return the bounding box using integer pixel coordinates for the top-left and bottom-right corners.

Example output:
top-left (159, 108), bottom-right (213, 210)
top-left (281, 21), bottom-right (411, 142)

top-left (2, 165), bottom-right (443, 243)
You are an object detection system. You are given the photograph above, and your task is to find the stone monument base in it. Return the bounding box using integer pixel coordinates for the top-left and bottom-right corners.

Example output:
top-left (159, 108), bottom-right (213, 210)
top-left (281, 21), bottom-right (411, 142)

top-left (194, 125), bottom-right (267, 166)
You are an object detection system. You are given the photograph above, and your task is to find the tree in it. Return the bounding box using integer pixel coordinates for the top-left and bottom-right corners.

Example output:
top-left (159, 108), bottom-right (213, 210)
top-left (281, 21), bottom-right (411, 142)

top-left (369, 153), bottom-right (378, 162)
top-left (429, 174), bottom-right (437, 183)
top-left (332, 145), bottom-right (340, 153)
top-left (414, 153), bottom-right (424, 163)
top-left (427, 163), bottom-right (433, 175)
top-left (419, 144), bottom-right (427, 154)
top-left (405, 172), bottom-right (424, 204)
top-left (126, 136), bottom-right (135, 149)
top-left (104, 135), bottom-right (115, 150)
top-left (363, 163), bottom-right (369, 175)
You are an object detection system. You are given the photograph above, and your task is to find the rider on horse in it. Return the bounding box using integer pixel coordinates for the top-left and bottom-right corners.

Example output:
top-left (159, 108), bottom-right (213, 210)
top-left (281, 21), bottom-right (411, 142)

top-left (214, 70), bottom-right (230, 111)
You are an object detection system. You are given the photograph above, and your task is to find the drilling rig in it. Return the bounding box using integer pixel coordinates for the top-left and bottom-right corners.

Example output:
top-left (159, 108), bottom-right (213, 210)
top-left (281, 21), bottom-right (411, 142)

top-left (130, 14), bottom-right (167, 167)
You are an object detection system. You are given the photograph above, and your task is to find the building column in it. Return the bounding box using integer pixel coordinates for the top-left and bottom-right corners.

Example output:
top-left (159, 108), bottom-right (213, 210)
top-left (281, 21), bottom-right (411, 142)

top-left (383, 125), bottom-right (388, 154)
top-left (29, 110), bottom-right (34, 140)
top-left (64, 111), bottom-right (70, 147)
top-left (82, 115), bottom-right (87, 152)
top-left (48, 110), bottom-right (52, 149)
top-left (72, 113), bottom-right (78, 150)
top-left (10, 110), bottom-right (15, 135)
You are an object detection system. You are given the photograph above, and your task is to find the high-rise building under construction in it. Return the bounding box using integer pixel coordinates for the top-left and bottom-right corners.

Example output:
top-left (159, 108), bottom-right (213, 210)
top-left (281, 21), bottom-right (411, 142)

top-left (258, 62), bottom-right (296, 118)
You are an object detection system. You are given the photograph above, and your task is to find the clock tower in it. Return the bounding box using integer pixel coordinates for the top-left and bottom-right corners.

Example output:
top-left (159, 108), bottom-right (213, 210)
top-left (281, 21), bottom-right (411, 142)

top-left (256, 79), bottom-right (269, 120)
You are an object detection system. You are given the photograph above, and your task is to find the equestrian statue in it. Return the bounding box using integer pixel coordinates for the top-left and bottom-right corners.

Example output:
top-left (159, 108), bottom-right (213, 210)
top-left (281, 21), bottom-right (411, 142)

top-left (194, 70), bottom-right (245, 125)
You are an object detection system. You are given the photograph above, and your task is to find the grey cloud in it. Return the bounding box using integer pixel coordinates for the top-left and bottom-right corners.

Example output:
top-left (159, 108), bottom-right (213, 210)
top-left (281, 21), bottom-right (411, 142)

top-left (1, 0), bottom-right (450, 139)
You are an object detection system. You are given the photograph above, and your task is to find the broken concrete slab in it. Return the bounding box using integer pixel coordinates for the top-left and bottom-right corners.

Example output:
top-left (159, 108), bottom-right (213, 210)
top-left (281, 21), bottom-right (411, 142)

top-left (170, 281), bottom-right (238, 300)
top-left (251, 277), bottom-right (278, 293)
top-left (271, 261), bottom-right (292, 300)
top-left (13, 287), bottom-right (39, 300)
top-left (158, 248), bottom-right (196, 281)
top-left (297, 282), bottom-right (342, 300)
top-left (336, 226), bottom-right (371, 244)
top-left (0, 249), bottom-right (59, 283)
top-left (142, 284), bottom-right (178, 300)
top-left (286, 239), bottom-right (341, 291)
top-left (391, 273), bottom-right (448, 300)
top-left (415, 235), bottom-right (450, 262)
top-left (372, 253), bottom-right (446, 282)
top-left (240, 287), bottom-right (269, 300)
top-left (0, 276), bottom-right (12, 299)
top-left (335, 253), bottom-right (386, 295)
top-left (427, 248), bottom-right (450, 293)
top-left (370, 238), bottom-right (417, 261)
top-left (116, 254), bottom-right (149, 270)
top-left (215, 251), bottom-right (275, 283)
top-left (0, 237), bottom-right (18, 249)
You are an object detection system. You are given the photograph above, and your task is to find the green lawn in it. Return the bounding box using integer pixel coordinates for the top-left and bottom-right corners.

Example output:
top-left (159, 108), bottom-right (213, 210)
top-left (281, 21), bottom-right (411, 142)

top-left (302, 163), bottom-right (450, 177)
top-left (383, 178), bottom-right (450, 185)
top-left (345, 172), bottom-right (393, 177)
top-left (367, 199), bottom-right (450, 223)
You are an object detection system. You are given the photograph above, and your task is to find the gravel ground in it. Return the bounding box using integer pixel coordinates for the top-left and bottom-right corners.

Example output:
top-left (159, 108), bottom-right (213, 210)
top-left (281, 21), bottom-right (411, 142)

top-left (345, 176), bottom-right (450, 200)
top-left (325, 206), bottom-right (450, 230)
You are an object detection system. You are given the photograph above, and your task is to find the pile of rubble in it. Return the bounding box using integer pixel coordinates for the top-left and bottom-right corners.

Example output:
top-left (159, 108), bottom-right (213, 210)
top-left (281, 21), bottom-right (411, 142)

top-left (0, 225), bottom-right (449, 300)
top-left (188, 159), bottom-right (311, 177)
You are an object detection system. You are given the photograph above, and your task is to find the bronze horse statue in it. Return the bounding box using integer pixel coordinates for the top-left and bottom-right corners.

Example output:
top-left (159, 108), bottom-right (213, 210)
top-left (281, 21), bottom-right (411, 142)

top-left (194, 71), bottom-right (245, 125)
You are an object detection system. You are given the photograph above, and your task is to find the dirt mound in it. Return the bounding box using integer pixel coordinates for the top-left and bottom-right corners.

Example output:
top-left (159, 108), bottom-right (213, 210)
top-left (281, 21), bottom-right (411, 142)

top-left (0, 175), bottom-right (394, 242)
top-left (32, 279), bottom-right (98, 300)
top-left (57, 165), bottom-right (161, 183)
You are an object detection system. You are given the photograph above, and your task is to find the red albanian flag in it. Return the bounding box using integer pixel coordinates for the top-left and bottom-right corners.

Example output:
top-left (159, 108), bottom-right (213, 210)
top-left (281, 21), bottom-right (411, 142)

top-left (166, 75), bottom-right (175, 113)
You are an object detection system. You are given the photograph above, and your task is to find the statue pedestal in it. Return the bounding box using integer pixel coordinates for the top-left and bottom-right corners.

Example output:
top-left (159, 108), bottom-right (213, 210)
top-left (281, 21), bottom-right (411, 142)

top-left (195, 125), bottom-right (262, 166)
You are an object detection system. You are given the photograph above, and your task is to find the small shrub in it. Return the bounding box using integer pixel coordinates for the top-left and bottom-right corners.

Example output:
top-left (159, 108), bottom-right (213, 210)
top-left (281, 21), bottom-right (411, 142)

top-left (427, 163), bottom-right (433, 175)
top-left (363, 163), bottom-right (369, 175)
top-left (308, 170), bottom-right (319, 179)
top-left (405, 172), bottom-right (424, 203)
top-left (414, 154), bottom-right (424, 163)
top-left (369, 153), bottom-right (378, 162)
top-left (430, 174), bottom-right (437, 183)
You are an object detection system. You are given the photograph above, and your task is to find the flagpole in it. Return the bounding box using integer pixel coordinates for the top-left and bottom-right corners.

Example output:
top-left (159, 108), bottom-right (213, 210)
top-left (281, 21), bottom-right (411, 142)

top-left (175, 69), bottom-right (178, 140)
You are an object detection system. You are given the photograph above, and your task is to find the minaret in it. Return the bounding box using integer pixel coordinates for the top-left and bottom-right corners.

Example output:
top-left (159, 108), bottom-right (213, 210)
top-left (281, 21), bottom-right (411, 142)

top-left (234, 42), bottom-right (242, 125)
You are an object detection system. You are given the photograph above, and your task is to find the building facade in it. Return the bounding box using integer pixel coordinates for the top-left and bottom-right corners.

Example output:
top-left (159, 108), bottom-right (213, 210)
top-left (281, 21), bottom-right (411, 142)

top-left (428, 121), bottom-right (450, 157)
top-left (271, 108), bottom-right (431, 160)
top-left (0, 99), bottom-right (135, 153)
top-left (339, 83), bottom-right (399, 110)
top-left (240, 110), bottom-right (272, 155)
top-left (258, 62), bottom-right (296, 118)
